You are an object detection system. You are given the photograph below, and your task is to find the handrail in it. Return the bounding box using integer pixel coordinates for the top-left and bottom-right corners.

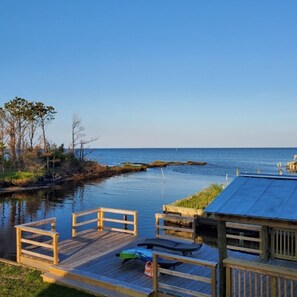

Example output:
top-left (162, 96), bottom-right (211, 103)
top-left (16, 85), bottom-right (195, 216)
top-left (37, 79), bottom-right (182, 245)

top-left (224, 258), bottom-right (297, 296)
top-left (15, 218), bottom-right (59, 265)
top-left (72, 207), bottom-right (138, 237)
top-left (226, 222), bottom-right (262, 255)
top-left (153, 251), bottom-right (218, 297)
top-left (155, 213), bottom-right (196, 243)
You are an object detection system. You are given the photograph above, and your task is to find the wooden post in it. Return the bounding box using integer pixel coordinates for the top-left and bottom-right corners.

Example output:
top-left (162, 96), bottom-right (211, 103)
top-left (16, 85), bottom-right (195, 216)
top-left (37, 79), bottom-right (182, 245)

top-left (72, 213), bottom-right (76, 238)
top-left (226, 266), bottom-right (232, 297)
top-left (134, 212), bottom-right (138, 236)
top-left (53, 233), bottom-right (59, 265)
top-left (16, 227), bottom-right (22, 263)
top-left (153, 253), bottom-right (158, 297)
top-left (218, 220), bottom-right (227, 297)
top-left (97, 209), bottom-right (101, 231)
top-left (271, 276), bottom-right (277, 297)
top-left (99, 209), bottom-right (104, 231)
top-left (212, 265), bottom-right (218, 297)
top-left (192, 216), bottom-right (197, 243)
top-left (155, 215), bottom-right (159, 237)
top-left (123, 214), bottom-right (128, 230)
top-left (261, 226), bottom-right (269, 262)
top-left (51, 219), bottom-right (56, 232)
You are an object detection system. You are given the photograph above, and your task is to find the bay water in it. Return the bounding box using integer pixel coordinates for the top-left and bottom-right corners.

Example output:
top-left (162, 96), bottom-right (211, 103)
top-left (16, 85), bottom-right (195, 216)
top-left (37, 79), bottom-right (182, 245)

top-left (0, 147), bottom-right (296, 259)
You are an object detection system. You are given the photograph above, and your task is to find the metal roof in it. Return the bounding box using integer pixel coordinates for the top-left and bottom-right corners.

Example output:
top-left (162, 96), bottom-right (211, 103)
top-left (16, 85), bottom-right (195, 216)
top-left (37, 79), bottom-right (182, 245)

top-left (205, 174), bottom-right (297, 222)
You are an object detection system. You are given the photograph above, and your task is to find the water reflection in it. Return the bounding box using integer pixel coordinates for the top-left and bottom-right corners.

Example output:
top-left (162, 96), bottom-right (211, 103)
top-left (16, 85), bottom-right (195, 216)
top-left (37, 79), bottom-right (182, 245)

top-left (0, 170), bottom-right (223, 260)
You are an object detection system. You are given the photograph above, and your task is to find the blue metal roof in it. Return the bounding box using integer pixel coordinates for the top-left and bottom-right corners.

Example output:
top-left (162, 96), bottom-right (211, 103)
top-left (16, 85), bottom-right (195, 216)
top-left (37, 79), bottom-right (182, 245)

top-left (205, 174), bottom-right (297, 222)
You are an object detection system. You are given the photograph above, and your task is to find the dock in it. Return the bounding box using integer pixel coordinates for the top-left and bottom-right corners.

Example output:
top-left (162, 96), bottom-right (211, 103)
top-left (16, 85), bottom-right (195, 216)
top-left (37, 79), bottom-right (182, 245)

top-left (14, 207), bottom-right (297, 297)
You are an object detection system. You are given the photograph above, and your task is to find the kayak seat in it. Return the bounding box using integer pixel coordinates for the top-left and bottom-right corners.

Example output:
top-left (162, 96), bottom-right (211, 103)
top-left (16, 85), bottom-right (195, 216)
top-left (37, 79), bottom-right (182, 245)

top-left (137, 238), bottom-right (202, 256)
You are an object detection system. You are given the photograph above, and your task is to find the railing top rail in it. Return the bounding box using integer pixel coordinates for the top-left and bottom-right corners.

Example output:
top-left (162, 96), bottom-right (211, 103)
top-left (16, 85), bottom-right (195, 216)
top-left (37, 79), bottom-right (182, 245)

top-left (154, 251), bottom-right (218, 268)
top-left (73, 208), bottom-right (100, 217)
top-left (156, 213), bottom-right (195, 223)
top-left (15, 217), bottom-right (56, 228)
top-left (73, 207), bottom-right (137, 218)
top-left (224, 257), bottom-right (297, 279)
top-left (15, 225), bottom-right (59, 236)
top-left (100, 207), bottom-right (137, 216)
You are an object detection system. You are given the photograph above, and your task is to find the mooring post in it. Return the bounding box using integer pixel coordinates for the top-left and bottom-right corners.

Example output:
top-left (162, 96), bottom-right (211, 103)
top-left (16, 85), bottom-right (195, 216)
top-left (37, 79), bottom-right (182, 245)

top-left (218, 220), bottom-right (227, 297)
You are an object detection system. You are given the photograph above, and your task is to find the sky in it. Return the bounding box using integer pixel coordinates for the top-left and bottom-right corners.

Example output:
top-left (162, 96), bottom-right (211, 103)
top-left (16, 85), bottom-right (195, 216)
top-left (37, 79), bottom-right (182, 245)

top-left (0, 1), bottom-right (296, 148)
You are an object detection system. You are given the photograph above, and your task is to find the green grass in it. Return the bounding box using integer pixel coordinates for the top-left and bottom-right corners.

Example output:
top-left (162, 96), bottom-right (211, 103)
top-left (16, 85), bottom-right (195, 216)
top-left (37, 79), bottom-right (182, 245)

top-left (0, 262), bottom-right (96, 297)
top-left (173, 184), bottom-right (223, 209)
top-left (0, 171), bottom-right (42, 186)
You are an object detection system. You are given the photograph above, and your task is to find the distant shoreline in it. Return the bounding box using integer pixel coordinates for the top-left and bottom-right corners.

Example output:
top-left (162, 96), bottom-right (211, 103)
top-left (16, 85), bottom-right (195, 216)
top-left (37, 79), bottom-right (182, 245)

top-left (0, 160), bottom-right (207, 194)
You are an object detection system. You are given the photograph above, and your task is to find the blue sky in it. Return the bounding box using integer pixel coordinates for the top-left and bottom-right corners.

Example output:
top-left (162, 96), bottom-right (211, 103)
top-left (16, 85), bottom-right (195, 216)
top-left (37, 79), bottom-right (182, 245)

top-left (0, 1), bottom-right (296, 148)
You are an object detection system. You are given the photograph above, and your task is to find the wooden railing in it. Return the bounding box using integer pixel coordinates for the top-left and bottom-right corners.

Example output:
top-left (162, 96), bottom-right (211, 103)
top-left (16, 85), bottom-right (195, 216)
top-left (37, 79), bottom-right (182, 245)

top-left (15, 218), bottom-right (59, 266)
top-left (226, 222), bottom-right (262, 255)
top-left (155, 213), bottom-right (196, 242)
top-left (271, 228), bottom-right (297, 261)
top-left (224, 258), bottom-right (297, 297)
top-left (153, 251), bottom-right (218, 297)
top-left (72, 207), bottom-right (138, 237)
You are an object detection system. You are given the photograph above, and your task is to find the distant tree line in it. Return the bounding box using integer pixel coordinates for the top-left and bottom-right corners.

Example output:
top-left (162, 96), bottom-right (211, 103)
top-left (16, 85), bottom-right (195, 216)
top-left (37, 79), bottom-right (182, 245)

top-left (0, 97), bottom-right (56, 173)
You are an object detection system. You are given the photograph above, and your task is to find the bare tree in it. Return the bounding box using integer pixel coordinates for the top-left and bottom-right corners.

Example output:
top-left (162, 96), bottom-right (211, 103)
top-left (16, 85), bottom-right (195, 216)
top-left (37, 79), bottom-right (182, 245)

top-left (70, 114), bottom-right (97, 160)
top-left (71, 114), bottom-right (85, 154)
top-left (79, 137), bottom-right (98, 160)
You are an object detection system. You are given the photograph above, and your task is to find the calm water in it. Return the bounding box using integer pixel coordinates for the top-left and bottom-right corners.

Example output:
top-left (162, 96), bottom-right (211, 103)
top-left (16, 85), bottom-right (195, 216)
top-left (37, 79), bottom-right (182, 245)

top-left (0, 148), bottom-right (296, 259)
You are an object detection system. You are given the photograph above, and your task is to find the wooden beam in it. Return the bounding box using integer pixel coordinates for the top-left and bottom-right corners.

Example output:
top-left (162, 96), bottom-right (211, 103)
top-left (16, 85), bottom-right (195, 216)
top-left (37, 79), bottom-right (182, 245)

top-left (212, 214), bottom-right (297, 230)
top-left (218, 220), bottom-right (227, 297)
top-left (261, 226), bottom-right (269, 262)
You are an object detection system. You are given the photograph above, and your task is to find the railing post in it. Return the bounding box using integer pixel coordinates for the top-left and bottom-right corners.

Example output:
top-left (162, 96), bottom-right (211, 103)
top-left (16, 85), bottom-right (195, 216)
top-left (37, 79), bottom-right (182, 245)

top-left (225, 265), bottom-right (232, 297)
top-left (51, 219), bottom-right (56, 232)
top-left (97, 209), bottom-right (102, 231)
top-left (153, 253), bottom-right (158, 297)
top-left (16, 227), bottom-right (22, 263)
top-left (155, 214), bottom-right (159, 237)
top-left (218, 220), bottom-right (227, 297)
top-left (211, 265), bottom-right (217, 297)
top-left (123, 214), bottom-right (128, 230)
top-left (99, 208), bottom-right (104, 231)
top-left (72, 213), bottom-right (76, 238)
top-left (53, 233), bottom-right (59, 265)
top-left (271, 276), bottom-right (277, 297)
top-left (134, 212), bottom-right (138, 236)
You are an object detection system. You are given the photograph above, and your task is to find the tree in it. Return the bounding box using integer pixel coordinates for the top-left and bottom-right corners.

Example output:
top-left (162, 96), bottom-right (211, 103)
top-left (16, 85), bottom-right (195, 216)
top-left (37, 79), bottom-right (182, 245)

top-left (70, 114), bottom-right (97, 160)
top-left (27, 101), bottom-right (39, 150)
top-left (0, 108), bottom-right (6, 172)
top-left (34, 102), bottom-right (56, 152)
top-left (71, 114), bottom-right (85, 153)
top-left (3, 97), bottom-right (30, 166)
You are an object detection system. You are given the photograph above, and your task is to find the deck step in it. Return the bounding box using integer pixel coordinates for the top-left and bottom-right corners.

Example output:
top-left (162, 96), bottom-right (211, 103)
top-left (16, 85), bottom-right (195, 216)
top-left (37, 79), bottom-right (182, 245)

top-left (42, 272), bottom-right (129, 297)
top-left (43, 266), bottom-right (152, 297)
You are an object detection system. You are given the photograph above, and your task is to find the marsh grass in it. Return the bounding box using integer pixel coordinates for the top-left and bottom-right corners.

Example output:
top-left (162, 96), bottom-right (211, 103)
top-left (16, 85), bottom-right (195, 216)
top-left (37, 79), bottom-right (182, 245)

top-left (0, 262), bottom-right (95, 297)
top-left (173, 184), bottom-right (223, 209)
top-left (0, 171), bottom-right (42, 186)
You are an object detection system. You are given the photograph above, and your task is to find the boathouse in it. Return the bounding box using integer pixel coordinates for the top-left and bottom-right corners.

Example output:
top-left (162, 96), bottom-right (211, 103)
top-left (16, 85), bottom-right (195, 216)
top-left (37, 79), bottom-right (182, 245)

top-left (205, 173), bottom-right (297, 297)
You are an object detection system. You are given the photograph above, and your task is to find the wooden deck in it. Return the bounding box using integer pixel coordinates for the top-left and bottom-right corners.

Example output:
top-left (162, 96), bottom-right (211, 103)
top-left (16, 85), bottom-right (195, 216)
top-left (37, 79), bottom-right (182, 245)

top-left (39, 229), bottom-right (258, 297)
top-left (16, 210), bottom-right (297, 297)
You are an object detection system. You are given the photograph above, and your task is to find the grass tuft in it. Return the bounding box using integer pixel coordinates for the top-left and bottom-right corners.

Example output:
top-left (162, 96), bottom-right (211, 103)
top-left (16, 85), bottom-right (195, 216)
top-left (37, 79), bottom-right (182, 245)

top-left (173, 184), bottom-right (223, 209)
top-left (0, 262), bottom-right (96, 297)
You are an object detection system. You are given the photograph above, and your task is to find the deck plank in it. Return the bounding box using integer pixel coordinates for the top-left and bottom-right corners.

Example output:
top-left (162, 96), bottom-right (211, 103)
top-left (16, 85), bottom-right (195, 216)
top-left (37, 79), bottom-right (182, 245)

top-left (39, 230), bottom-right (297, 297)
